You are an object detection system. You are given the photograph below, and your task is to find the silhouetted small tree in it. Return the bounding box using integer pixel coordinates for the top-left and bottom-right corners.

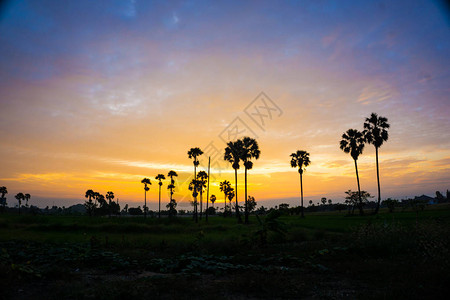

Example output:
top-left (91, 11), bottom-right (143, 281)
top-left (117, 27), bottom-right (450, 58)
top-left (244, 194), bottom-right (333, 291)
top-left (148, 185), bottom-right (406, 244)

top-left (141, 178), bottom-right (151, 218)
top-left (290, 150), bottom-right (310, 218)
top-left (224, 140), bottom-right (243, 223)
top-left (340, 128), bottom-right (365, 215)
top-left (364, 113), bottom-right (390, 214)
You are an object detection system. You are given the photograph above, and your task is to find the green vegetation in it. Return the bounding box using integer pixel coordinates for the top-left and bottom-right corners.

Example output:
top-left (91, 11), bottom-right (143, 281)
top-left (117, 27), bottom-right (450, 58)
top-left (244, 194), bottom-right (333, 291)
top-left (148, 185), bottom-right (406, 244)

top-left (1, 205), bottom-right (449, 299)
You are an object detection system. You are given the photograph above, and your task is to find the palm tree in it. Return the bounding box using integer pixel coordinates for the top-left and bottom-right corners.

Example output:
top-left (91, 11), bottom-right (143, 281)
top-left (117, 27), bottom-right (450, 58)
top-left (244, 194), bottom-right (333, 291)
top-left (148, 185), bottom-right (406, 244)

top-left (15, 193), bottom-right (24, 214)
top-left (240, 137), bottom-right (260, 224)
top-left (24, 193), bottom-right (31, 208)
top-left (219, 180), bottom-right (232, 215)
top-left (106, 191), bottom-right (114, 217)
top-left (364, 113), bottom-right (390, 214)
top-left (0, 186), bottom-right (7, 209)
top-left (189, 178), bottom-right (201, 223)
top-left (340, 129), bottom-right (365, 215)
top-left (227, 189), bottom-right (235, 212)
top-left (210, 194), bottom-right (216, 208)
top-left (188, 147), bottom-right (203, 219)
top-left (224, 140), bottom-right (243, 223)
top-left (141, 178), bottom-right (151, 218)
top-left (188, 147), bottom-right (204, 179)
top-left (197, 171), bottom-right (208, 219)
top-left (85, 189), bottom-right (96, 216)
top-left (290, 150), bottom-right (311, 218)
top-left (167, 170), bottom-right (178, 210)
top-left (155, 174), bottom-right (166, 218)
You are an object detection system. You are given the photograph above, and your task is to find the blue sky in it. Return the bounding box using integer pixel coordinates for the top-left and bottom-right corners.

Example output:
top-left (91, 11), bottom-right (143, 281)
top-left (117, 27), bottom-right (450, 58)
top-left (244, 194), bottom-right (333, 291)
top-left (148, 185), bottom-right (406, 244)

top-left (0, 0), bottom-right (449, 208)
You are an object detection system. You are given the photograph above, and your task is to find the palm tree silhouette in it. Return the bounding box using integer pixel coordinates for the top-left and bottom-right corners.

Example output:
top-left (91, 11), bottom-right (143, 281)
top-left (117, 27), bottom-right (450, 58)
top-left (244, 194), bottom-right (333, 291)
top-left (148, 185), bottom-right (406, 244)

top-left (189, 178), bottom-right (201, 223)
top-left (197, 171), bottom-right (208, 220)
top-left (188, 147), bottom-right (203, 220)
top-left (24, 193), bottom-right (31, 208)
top-left (227, 189), bottom-right (235, 212)
top-left (364, 113), bottom-right (390, 214)
top-left (220, 180), bottom-right (232, 215)
top-left (340, 129), bottom-right (365, 215)
top-left (141, 178), bottom-right (151, 218)
top-left (290, 150), bottom-right (311, 218)
top-left (106, 191), bottom-right (114, 217)
top-left (85, 189), bottom-right (96, 216)
top-left (15, 192), bottom-right (24, 214)
top-left (167, 170), bottom-right (178, 207)
top-left (155, 174), bottom-right (166, 218)
top-left (210, 194), bottom-right (216, 209)
top-left (0, 186), bottom-right (7, 209)
top-left (240, 137), bottom-right (260, 224)
top-left (224, 140), bottom-right (243, 223)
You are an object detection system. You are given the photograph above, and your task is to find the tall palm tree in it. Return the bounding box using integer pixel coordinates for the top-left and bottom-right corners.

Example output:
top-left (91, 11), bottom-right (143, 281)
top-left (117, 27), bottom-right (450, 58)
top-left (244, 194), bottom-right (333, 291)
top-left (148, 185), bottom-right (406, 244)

top-left (188, 147), bottom-right (204, 180)
top-left (85, 189), bottom-right (96, 216)
top-left (189, 178), bottom-right (201, 223)
top-left (364, 113), bottom-right (390, 214)
top-left (210, 194), bottom-right (216, 208)
top-left (290, 150), bottom-right (311, 218)
top-left (197, 171), bottom-right (208, 220)
top-left (24, 193), bottom-right (31, 208)
top-left (0, 186), bottom-right (7, 209)
top-left (167, 170), bottom-right (178, 206)
top-left (141, 178), bottom-right (151, 218)
top-left (240, 137), bottom-right (260, 224)
top-left (224, 140), bottom-right (243, 223)
top-left (188, 147), bottom-right (203, 219)
top-left (15, 193), bottom-right (24, 214)
top-left (106, 191), bottom-right (114, 217)
top-left (155, 174), bottom-right (166, 218)
top-left (219, 180), bottom-right (232, 215)
top-left (340, 129), bottom-right (365, 215)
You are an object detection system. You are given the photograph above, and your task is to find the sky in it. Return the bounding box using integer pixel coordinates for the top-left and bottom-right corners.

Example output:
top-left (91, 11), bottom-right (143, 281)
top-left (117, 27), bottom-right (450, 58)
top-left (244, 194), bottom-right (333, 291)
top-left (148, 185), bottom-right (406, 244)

top-left (0, 0), bottom-right (449, 209)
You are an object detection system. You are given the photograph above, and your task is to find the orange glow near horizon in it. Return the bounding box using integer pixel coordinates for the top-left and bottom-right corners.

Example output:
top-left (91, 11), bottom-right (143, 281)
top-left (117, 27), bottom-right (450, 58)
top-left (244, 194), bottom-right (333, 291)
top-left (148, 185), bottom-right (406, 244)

top-left (0, 1), bottom-right (449, 209)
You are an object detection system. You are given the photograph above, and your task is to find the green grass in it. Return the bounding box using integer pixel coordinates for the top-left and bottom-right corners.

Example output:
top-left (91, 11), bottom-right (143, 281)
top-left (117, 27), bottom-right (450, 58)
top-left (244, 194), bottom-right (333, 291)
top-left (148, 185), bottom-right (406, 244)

top-left (1, 204), bottom-right (449, 299)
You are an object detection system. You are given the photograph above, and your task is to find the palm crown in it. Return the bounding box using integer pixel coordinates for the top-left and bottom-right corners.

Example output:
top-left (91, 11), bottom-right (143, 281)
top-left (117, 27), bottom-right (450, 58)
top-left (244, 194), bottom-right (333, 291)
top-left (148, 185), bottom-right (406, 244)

top-left (340, 129), bottom-right (365, 161)
top-left (240, 137), bottom-right (260, 169)
top-left (188, 147), bottom-right (204, 167)
top-left (363, 113), bottom-right (390, 148)
top-left (290, 150), bottom-right (311, 174)
top-left (224, 140), bottom-right (243, 170)
top-left (155, 174), bottom-right (166, 186)
top-left (141, 178), bottom-right (151, 191)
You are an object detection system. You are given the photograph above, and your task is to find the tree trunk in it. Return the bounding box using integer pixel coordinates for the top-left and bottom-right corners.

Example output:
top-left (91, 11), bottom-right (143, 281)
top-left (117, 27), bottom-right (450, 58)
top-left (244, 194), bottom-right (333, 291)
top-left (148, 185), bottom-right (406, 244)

top-left (355, 159), bottom-right (364, 215)
top-left (206, 157), bottom-right (210, 222)
top-left (235, 169), bottom-right (242, 223)
top-left (194, 165), bottom-right (198, 223)
top-left (158, 185), bottom-right (161, 219)
top-left (244, 167), bottom-right (248, 224)
top-left (300, 172), bottom-right (304, 218)
top-left (224, 192), bottom-right (226, 216)
top-left (375, 146), bottom-right (381, 214)
top-left (144, 190), bottom-right (147, 219)
top-left (199, 191), bottom-right (203, 220)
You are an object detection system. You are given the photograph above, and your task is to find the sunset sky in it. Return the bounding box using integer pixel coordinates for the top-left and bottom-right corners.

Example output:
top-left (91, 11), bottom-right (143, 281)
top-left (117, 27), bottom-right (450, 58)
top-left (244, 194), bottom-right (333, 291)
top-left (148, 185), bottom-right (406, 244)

top-left (0, 0), bottom-right (449, 209)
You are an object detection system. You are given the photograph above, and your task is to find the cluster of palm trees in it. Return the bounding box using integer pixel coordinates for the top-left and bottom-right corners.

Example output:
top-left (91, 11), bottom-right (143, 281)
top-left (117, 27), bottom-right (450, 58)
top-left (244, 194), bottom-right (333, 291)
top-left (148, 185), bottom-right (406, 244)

top-left (136, 112), bottom-right (388, 222)
top-left (184, 137), bottom-right (261, 224)
top-left (84, 189), bottom-right (118, 217)
top-left (0, 186), bottom-right (8, 209)
top-left (140, 170), bottom-right (179, 218)
top-left (14, 192), bottom-right (31, 214)
top-left (340, 113), bottom-right (390, 215)
top-left (219, 180), bottom-right (234, 214)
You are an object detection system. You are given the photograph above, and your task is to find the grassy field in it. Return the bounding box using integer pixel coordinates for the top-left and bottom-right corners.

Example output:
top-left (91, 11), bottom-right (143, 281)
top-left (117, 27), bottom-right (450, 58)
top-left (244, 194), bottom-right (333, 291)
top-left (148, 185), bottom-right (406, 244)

top-left (1, 204), bottom-right (449, 299)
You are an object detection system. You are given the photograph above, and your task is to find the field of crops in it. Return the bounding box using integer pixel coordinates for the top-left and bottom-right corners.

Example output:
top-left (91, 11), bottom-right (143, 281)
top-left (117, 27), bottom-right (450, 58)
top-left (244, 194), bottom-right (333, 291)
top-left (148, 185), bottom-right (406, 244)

top-left (1, 205), bottom-right (449, 299)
